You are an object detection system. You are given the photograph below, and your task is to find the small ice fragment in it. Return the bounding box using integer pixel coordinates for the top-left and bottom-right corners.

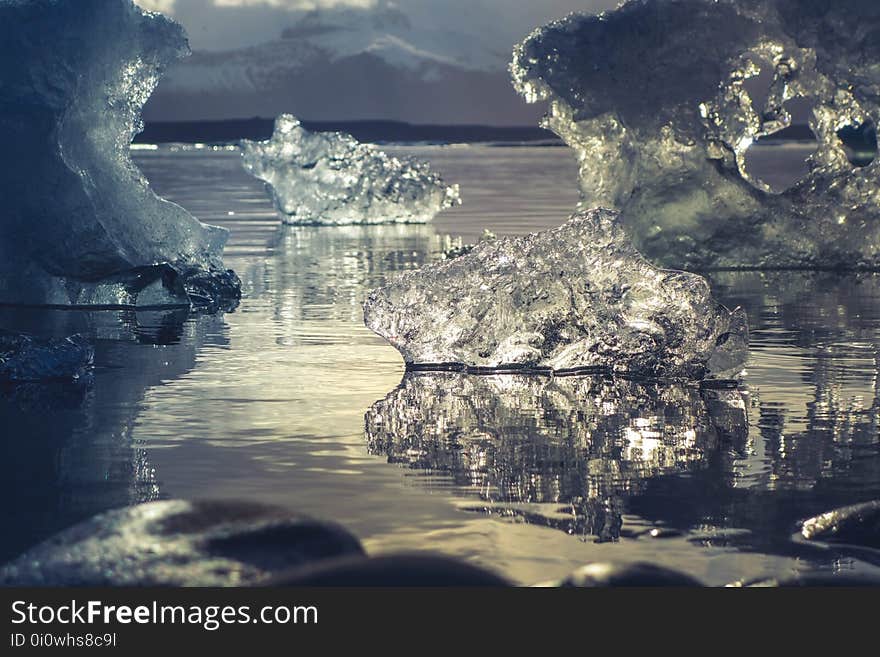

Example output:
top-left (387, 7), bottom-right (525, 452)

top-left (240, 115), bottom-right (461, 225)
top-left (0, 333), bottom-right (94, 383)
top-left (364, 208), bottom-right (748, 379)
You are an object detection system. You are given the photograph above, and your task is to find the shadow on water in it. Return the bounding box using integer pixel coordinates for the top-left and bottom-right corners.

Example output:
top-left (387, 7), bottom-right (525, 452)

top-left (0, 307), bottom-right (230, 562)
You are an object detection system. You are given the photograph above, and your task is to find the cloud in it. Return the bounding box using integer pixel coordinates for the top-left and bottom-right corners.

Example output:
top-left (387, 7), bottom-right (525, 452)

top-left (135, 0), bottom-right (618, 51)
top-left (134, 0), bottom-right (178, 13)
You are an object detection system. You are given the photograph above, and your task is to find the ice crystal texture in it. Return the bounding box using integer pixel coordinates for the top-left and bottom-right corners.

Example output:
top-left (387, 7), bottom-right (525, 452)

top-left (366, 372), bottom-right (746, 540)
top-left (511, 0), bottom-right (880, 270)
top-left (364, 208), bottom-right (748, 379)
top-left (240, 114), bottom-right (461, 225)
top-left (0, 0), bottom-right (240, 308)
top-left (0, 333), bottom-right (93, 383)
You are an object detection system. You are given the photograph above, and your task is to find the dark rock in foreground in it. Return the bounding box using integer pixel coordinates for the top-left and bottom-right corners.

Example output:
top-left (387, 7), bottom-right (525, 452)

top-left (0, 500), bottom-right (364, 586)
top-left (800, 500), bottom-right (880, 550)
top-left (0, 333), bottom-right (93, 382)
top-left (8, 498), bottom-right (880, 586)
top-left (268, 554), bottom-right (511, 587)
top-left (546, 562), bottom-right (704, 587)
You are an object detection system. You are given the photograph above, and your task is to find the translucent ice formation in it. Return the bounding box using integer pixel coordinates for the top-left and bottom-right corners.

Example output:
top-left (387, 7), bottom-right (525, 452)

top-left (364, 208), bottom-right (748, 379)
top-left (240, 114), bottom-right (461, 225)
top-left (366, 372), bottom-right (747, 540)
top-left (511, 0), bottom-right (880, 270)
top-left (0, 0), bottom-right (240, 309)
top-left (0, 333), bottom-right (93, 383)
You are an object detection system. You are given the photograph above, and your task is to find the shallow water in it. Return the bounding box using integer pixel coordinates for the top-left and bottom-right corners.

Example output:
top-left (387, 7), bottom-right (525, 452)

top-left (1, 142), bottom-right (879, 585)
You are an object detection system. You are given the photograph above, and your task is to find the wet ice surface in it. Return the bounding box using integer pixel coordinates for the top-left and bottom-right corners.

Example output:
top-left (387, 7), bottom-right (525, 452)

top-left (0, 1), bottom-right (238, 309)
top-left (2, 142), bottom-right (880, 585)
top-left (511, 0), bottom-right (880, 270)
top-left (241, 115), bottom-right (460, 225)
top-left (365, 208), bottom-right (748, 377)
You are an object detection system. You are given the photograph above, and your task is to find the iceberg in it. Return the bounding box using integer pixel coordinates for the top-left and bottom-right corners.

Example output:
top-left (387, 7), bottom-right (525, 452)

top-left (0, 333), bottom-right (93, 383)
top-left (240, 114), bottom-right (461, 225)
top-left (364, 208), bottom-right (748, 379)
top-left (0, 0), bottom-right (240, 309)
top-left (366, 372), bottom-right (747, 541)
top-left (511, 0), bottom-right (880, 270)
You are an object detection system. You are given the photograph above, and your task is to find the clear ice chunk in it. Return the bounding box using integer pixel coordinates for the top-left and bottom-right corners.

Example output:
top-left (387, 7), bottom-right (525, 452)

top-left (0, 0), bottom-right (240, 309)
top-left (0, 333), bottom-right (93, 383)
top-left (240, 114), bottom-right (461, 225)
top-left (511, 0), bottom-right (880, 270)
top-left (364, 208), bottom-right (748, 379)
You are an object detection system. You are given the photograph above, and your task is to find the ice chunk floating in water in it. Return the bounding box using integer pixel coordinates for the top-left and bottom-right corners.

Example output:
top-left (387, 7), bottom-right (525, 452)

top-left (511, 0), bottom-right (880, 270)
top-left (364, 208), bottom-right (748, 379)
top-left (240, 115), bottom-right (461, 225)
top-left (0, 333), bottom-right (93, 383)
top-left (0, 0), bottom-right (240, 309)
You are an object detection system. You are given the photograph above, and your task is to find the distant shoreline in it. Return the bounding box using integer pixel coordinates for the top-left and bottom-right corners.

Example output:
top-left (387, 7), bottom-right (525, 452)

top-left (135, 118), bottom-right (559, 145)
top-left (134, 119), bottom-right (876, 153)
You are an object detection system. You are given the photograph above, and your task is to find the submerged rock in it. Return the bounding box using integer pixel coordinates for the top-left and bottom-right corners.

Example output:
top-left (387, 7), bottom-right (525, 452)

top-left (0, 333), bottom-right (93, 383)
top-left (364, 208), bottom-right (748, 379)
top-left (511, 0), bottom-right (880, 270)
top-left (544, 562), bottom-right (703, 587)
top-left (0, 0), bottom-right (240, 309)
top-left (240, 114), bottom-right (461, 225)
top-left (0, 500), bottom-right (364, 586)
top-left (801, 500), bottom-right (880, 550)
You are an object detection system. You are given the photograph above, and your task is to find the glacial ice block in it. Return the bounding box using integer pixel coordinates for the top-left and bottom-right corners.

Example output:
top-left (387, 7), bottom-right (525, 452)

top-left (363, 208), bottom-right (748, 379)
top-left (0, 0), bottom-right (240, 309)
top-left (240, 114), bottom-right (461, 225)
top-left (0, 333), bottom-right (93, 383)
top-left (511, 0), bottom-right (880, 270)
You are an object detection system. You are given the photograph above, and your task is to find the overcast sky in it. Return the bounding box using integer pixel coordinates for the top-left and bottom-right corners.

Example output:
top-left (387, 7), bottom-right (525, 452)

top-left (135, 0), bottom-right (620, 51)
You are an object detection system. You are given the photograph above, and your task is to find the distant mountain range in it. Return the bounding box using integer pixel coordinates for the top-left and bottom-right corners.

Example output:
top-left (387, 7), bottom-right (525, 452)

top-left (143, 3), bottom-right (543, 125)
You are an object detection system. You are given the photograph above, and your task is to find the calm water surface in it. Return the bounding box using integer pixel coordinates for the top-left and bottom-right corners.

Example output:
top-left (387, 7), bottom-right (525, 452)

top-left (1, 143), bottom-right (879, 585)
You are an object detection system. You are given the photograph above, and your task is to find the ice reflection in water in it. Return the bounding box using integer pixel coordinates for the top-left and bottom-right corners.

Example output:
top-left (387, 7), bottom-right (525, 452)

top-left (366, 373), bottom-right (748, 542)
top-left (248, 223), bottom-right (463, 326)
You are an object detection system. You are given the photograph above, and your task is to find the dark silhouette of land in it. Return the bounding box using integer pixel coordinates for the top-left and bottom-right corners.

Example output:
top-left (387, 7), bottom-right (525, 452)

top-left (135, 118), bottom-right (559, 145)
top-left (134, 119), bottom-right (877, 159)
